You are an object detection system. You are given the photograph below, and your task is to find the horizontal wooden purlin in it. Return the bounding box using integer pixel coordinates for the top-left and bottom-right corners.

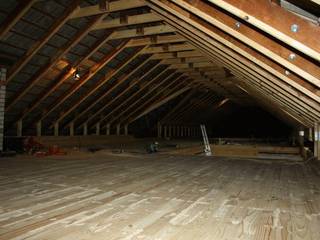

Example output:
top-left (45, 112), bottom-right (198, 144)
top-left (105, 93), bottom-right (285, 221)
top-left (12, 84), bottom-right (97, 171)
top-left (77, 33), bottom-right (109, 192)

top-left (148, 1), bottom-right (320, 114)
top-left (0, 0), bottom-right (36, 40)
top-left (70, 0), bottom-right (146, 19)
top-left (161, 57), bottom-right (209, 64)
top-left (92, 12), bottom-right (162, 30)
top-left (127, 35), bottom-right (186, 47)
top-left (143, 43), bottom-right (196, 53)
top-left (109, 24), bottom-right (175, 39)
top-left (206, 0), bottom-right (320, 61)
top-left (172, 0), bottom-right (320, 87)
top-left (169, 62), bottom-right (214, 69)
top-left (150, 51), bottom-right (201, 59)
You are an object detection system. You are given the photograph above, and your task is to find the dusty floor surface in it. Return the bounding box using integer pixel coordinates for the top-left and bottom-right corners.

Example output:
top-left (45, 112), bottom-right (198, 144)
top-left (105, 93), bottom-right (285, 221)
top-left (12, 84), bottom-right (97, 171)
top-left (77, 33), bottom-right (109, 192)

top-left (0, 151), bottom-right (320, 240)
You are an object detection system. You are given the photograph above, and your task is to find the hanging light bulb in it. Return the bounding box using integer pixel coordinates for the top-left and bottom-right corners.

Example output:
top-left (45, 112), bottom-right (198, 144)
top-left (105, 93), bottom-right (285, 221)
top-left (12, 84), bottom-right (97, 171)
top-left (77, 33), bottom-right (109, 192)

top-left (73, 69), bottom-right (80, 80)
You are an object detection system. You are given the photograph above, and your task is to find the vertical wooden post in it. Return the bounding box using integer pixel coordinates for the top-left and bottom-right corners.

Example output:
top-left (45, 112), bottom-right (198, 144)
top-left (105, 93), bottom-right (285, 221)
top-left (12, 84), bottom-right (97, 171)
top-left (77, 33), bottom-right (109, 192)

top-left (124, 124), bottom-right (128, 136)
top-left (0, 67), bottom-right (6, 150)
top-left (54, 122), bottom-right (59, 136)
top-left (157, 122), bottom-right (162, 138)
top-left (164, 125), bottom-right (167, 138)
top-left (106, 123), bottom-right (110, 135)
top-left (36, 121), bottom-right (42, 137)
top-left (17, 119), bottom-right (22, 137)
top-left (96, 122), bottom-right (100, 135)
top-left (314, 124), bottom-right (318, 159)
top-left (69, 122), bottom-right (74, 136)
top-left (116, 124), bottom-right (120, 136)
top-left (83, 123), bottom-right (88, 136)
top-left (298, 127), bottom-right (304, 148)
top-left (308, 128), bottom-right (313, 142)
top-left (316, 123), bottom-right (320, 161)
top-left (168, 125), bottom-right (171, 138)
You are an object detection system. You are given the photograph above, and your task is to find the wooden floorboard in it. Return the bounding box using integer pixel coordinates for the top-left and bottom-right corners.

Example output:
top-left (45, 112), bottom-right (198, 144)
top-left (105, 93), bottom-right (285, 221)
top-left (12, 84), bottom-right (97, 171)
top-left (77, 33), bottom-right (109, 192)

top-left (0, 152), bottom-right (320, 239)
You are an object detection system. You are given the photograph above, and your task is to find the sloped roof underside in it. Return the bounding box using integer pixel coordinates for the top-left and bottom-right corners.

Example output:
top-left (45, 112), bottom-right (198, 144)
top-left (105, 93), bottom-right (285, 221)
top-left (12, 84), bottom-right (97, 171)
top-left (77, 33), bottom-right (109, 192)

top-left (0, 0), bottom-right (319, 136)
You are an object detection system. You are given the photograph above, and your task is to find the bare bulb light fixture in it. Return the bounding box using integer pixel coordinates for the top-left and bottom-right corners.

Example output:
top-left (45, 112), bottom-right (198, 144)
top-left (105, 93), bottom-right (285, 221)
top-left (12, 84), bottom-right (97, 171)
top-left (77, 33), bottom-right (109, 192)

top-left (73, 69), bottom-right (80, 80)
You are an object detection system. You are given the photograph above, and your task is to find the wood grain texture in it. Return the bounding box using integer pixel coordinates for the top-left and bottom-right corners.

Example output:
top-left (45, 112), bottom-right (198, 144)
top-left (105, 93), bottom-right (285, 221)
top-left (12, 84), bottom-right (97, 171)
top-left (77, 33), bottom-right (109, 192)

top-left (0, 152), bottom-right (319, 239)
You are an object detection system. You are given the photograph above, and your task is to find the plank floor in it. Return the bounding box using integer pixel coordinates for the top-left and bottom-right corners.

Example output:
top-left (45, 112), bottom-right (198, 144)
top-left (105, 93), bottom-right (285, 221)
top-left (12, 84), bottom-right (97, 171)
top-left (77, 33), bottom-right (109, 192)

top-left (0, 152), bottom-right (320, 240)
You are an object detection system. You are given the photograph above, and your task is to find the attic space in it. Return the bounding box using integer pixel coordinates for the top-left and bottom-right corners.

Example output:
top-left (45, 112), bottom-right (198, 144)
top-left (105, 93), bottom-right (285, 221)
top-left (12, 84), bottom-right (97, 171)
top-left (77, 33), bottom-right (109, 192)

top-left (0, 0), bottom-right (320, 239)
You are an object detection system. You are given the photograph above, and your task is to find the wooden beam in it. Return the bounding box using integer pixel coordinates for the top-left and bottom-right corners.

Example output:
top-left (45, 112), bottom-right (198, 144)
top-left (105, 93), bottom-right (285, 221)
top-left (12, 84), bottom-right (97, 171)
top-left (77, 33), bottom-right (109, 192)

top-left (128, 82), bottom-right (191, 123)
top-left (70, 0), bottom-right (146, 19)
top-left (93, 13), bottom-right (162, 30)
top-left (143, 43), bottom-right (196, 53)
top-left (147, 2), bottom-right (320, 120)
top-left (116, 75), bottom-right (188, 125)
top-left (76, 62), bottom-right (167, 130)
top-left (127, 35), bottom-right (186, 47)
top-left (6, 11), bottom-right (105, 112)
top-left (98, 70), bottom-right (180, 130)
top-left (206, 0), bottom-right (320, 61)
top-left (6, 0), bottom-right (81, 83)
top-left (109, 24), bottom-right (175, 39)
top-left (160, 89), bottom-right (197, 123)
top-left (0, 0), bottom-right (36, 40)
top-left (51, 45), bottom-right (147, 128)
top-left (172, 0), bottom-right (320, 86)
top-left (62, 56), bottom-right (152, 130)
top-left (35, 40), bottom-right (130, 124)
top-left (17, 31), bottom-right (114, 122)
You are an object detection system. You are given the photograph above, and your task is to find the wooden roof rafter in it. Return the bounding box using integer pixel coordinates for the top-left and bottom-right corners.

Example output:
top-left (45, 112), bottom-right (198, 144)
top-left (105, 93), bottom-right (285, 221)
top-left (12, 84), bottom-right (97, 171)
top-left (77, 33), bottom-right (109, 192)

top-left (145, 0), bottom-right (320, 125)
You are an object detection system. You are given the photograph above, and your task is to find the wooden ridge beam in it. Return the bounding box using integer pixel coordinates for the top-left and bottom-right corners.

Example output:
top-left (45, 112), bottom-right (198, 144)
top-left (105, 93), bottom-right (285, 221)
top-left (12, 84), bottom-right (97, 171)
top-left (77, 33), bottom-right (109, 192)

top-left (6, 0), bottom-right (81, 83)
top-left (206, 0), bottom-right (320, 61)
top-left (70, 0), bottom-right (146, 19)
top-left (6, 12), bottom-right (105, 112)
top-left (35, 40), bottom-right (130, 124)
top-left (76, 61), bottom-right (167, 130)
top-left (172, 0), bottom-right (320, 86)
top-left (0, 0), bottom-right (36, 40)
